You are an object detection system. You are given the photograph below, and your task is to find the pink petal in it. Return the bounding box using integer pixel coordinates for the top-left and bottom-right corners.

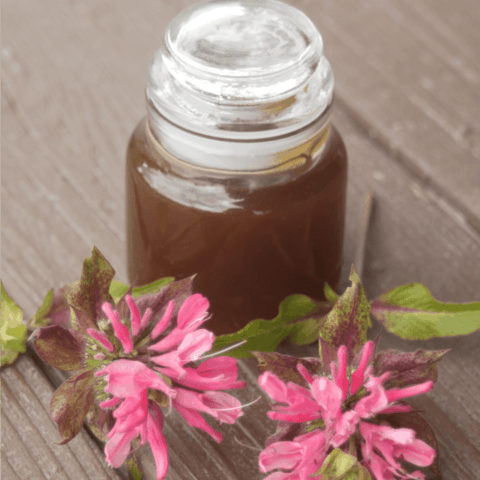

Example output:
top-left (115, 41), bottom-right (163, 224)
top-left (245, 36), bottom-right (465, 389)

top-left (108, 405), bottom-right (147, 438)
top-left (267, 411), bottom-right (320, 423)
top-left (140, 307), bottom-right (153, 331)
top-left (146, 411), bottom-right (169, 480)
top-left (149, 328), bottom-right (185, 353)
top-left (258, 372), bottom-right (288, 403)
top-left (126, 295), bottom-right (141, 337)
top-left (173, 402), bottom-right (223, 443)
top-left (177, 329), bottom-right (215, 363)
top-left (385, 381), bottom-right (434, 403)
top-left (100, 359), bottom-right (175, 398)
top-left (258, 441), bottom-right (303, 473)
top-left (114, 394), bottom-right (147, 419)
top-left (335, 345), bottom-right (349, 401)
top-left (177, 294), bottom-right (209, 330)
top-left (354, 383), bottom-right (389, 418)
top-left (102, 303), bottom-right (133, 354)
top-left (151, 351), bottom-right (183, 377)
top-left (176, 365), bottom-right (246, 391)
top-left (201, 391), bottom-right (243, 424)
top-left (87, 328), bottom-right (114, 353)
top-left (350, 341), bottom-right (374, 394)
top-left (331, 410), bottom-right (360, 447)
top-left (104, 428), bottom-right (138, 468)
top-left (296, 363), bottom-right (314, 385)
top-left (151, 301), bottom-right (174, 339)
top-left (310, 377), bottom-right (343, 425)
top-left (100, 397), bottom-right (122, 409)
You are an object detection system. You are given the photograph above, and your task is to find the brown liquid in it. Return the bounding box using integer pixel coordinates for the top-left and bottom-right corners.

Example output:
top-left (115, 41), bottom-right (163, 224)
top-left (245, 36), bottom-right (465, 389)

top-left (126, 119), bottom-right (347, 334)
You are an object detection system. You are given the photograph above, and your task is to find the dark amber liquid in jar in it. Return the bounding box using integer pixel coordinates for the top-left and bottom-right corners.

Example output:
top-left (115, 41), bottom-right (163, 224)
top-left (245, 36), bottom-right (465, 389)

top-left (127, 119), bottom-right (347, 334)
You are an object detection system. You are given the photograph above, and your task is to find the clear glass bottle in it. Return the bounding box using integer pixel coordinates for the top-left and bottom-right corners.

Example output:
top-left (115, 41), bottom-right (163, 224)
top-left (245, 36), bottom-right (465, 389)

top-left (126, 0), bottom-right (348, 334)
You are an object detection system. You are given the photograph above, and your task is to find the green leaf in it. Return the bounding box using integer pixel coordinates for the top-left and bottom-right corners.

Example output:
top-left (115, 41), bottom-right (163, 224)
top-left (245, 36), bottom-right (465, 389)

top-left (1, 282), bottom-right (27, 366)
top-left (252, 351), bottom-right (323, 387)
top-left (109, 277), bottom-right (176, 304)
top-left (127, 453), bottom-right (143, 480)
top-left (318, 266), bottom-right (371, 363)
top-left (373, 348), bottom-right (450, 389)
top-left (377, 409), bottom-right (441, 478)
top-left (32, 325), bottom-right (85, 371)
top-left (30, 289), bottom-right (54, 328)
top-left (50, 369), bottom-right (95, 444)
top-left (132, 277), bottom-right (176, 298)
top-left (109, 280), bottom-right (130, 304)
top-left (68, 247), bottom-right (115, 333)
top-left (212, 294), bottom-right (318, 358)
top-left (324, 282), bottom-right (340, 305)
top-left (371, 283), bottom-right (480, 340)
top-left (315, 449), bottom-right (371, 479)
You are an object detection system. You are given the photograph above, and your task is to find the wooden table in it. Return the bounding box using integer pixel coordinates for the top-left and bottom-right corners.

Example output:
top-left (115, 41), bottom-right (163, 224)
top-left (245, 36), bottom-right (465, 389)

top-left (2, 0), bottom-right (480, 479)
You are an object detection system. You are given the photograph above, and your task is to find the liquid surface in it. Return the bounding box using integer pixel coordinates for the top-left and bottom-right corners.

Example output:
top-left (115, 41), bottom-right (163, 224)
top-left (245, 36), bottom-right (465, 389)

top-left (126, 120), bottom-right (347, 334)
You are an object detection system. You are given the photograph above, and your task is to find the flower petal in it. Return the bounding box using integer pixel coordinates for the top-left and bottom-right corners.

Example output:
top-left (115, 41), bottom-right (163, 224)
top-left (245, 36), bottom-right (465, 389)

top-left (385, 381), bottom-right (434, 403)
top-left (177, 294), bottom-right (209, 330)
top-left (151, 301), bottom-right (174, 339)
top-left (126, 295), bottom-right (142, 337)
top-left (258, 372), bottom-right (289, 403)
top-left (102, 303), bottom-right (133, 354)
top-left (174, 402), bottom-right (223, 443)
top-left (146, 411), bottom-right (169, 480)
top-left (259, 441), bottom-right (303, 473)
top-left (104, 428), bottom-right (139, 468)
top-left (350, 340), bottom-right (374, 394)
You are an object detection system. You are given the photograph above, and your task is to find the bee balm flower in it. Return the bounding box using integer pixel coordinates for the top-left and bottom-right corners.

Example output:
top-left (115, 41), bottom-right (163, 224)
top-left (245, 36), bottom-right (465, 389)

top-left (258, 342), bottom-right (437, 480)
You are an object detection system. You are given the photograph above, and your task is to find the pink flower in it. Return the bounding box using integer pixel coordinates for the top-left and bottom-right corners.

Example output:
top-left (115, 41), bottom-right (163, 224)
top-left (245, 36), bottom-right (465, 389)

top-left (360, 422), bottom-right (435, 480)
top-left (258, 342), bottom-right (436, 480)
top-left (92, 293), bottom-right (245, 480)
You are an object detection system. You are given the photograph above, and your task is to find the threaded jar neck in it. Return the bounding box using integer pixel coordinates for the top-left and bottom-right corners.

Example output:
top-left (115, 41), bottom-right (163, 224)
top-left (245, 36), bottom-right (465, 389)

top-left (146, 0), bottom-right (334, 170)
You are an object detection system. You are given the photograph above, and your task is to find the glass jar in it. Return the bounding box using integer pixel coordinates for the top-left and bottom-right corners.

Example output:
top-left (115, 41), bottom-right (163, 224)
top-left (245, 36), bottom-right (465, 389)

top-left (126, 0), bottom-right (348, 334)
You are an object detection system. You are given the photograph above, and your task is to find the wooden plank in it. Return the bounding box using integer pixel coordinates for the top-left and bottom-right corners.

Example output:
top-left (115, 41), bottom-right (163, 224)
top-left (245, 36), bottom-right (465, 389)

top-left (1, 414), bottom-right (46, 480)
top-left (1, 450), bottom-right (22, 480)
top-left (1, 356), bottom-right (125, 480)
top-left (294, 0), bottom-right (480, 232)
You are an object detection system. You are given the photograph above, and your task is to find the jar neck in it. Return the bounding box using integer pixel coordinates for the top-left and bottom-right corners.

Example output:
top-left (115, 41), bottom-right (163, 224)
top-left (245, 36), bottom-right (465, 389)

top-left (146, 101), bottom-right (332, 173)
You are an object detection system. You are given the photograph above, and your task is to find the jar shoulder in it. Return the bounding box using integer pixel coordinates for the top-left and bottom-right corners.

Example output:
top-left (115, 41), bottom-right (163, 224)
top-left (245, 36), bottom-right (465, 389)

top-left (126, 118), bottom-right (347, 213)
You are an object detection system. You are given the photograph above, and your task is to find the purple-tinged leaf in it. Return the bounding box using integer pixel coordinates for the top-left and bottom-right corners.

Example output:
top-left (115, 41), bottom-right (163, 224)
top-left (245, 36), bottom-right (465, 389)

top-left (265, 421), bottom-right (306, 447)
top-left (135, 276), bottom-right (194, 330)
top-left (318, 338), bottom-right (339, 375)
top-left (373, 349), bottom-right (450, 390)
top-left (371, 283), bottom-right (480, 340)
top-left (378, 409), bottom-right (441, 478)
top-left (32, 325), bottom-right (85, 370)
top-left (50, 370), bottom-right (95, 444)
top-left (68, 247), bottom-right (115, 333)
top-left (318, 266), bottom-right (371, 363)
top-left (252, 351), bottom-right (323, 387)
top-left (86, 402), bottom-right (115, 442)
top-left (29, 285), bottom-right (73, 329)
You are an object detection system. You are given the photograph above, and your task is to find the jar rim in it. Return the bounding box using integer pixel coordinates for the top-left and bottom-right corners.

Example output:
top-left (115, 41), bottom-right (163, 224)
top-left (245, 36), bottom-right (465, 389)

top-left (147, 0), bottom-right (334, 138)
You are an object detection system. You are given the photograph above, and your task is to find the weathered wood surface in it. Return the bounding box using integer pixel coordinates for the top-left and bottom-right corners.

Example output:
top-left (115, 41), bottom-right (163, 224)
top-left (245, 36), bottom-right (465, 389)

top-left (2, 0), bottom-right (480, 479)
